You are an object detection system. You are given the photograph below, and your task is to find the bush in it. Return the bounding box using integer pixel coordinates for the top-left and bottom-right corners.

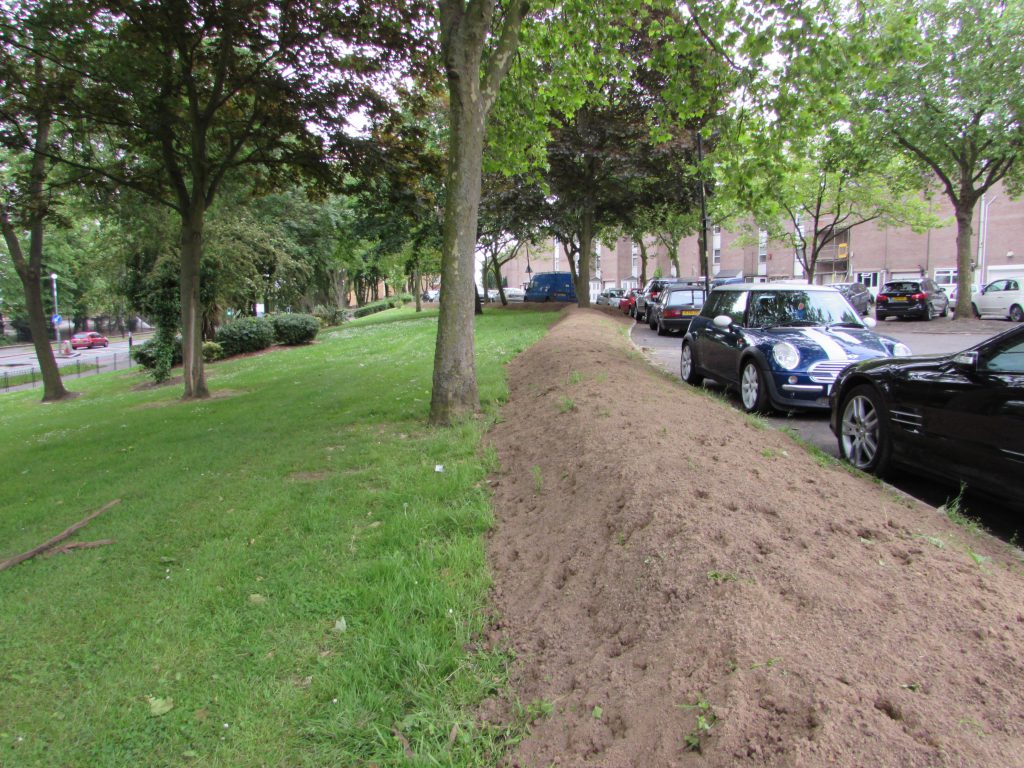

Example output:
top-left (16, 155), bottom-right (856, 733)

top-left (352, 295), bottom-right (410, 319)
top-left (216, 316), bottom-right (275, 357)
top-left (202, 341), bottom-right (224, 362)
top-left (270, 313), bottom-right (319, 345)
top-left (132, 330), bottom-right (181, 383)
top-left (311, 305), bottom-right (345, 327)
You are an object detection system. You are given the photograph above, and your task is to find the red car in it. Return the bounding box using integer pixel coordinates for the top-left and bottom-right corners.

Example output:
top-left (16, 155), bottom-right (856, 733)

top-left (619, 289), bottom-right (639, 315)
top-left (70, 332), bottom-right (109, 350)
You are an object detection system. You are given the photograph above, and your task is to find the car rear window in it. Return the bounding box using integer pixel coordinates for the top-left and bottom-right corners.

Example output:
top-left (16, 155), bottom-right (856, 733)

top-left (883, 282), bottom-right (920, 292)
top-left (666, 290), bottom-right (704, 307)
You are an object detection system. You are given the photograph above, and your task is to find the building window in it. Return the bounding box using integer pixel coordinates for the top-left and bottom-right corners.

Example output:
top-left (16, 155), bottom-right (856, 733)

top-left (631, 241), bottom-right (639, 278)
top-left (712, 224), bottom-right (721, 235)
top-left (758, 229), bottom-right (768, 264)
top-left (713, 248), bottom-right (721, 265)
top-left (856, 271), bottom-right (880, 289)
top-left (934, 268), bottom-right (957, 287)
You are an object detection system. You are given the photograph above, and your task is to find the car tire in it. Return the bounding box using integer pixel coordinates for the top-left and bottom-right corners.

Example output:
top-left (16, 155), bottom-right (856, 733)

top-left (649, 316), bottom-right (657, 330)
top-left (656, 321), bottom-right (667, 336)
top-left (1011, 304), bottom-right (1024, 323)
top-left (876, 313), bottom-right (886, 321)
top-left (838, 384), bottom-right (891, 476)
top-left (972, 303), bottom-right (982, 319)
top-left (680, 342), bottom-right (703, 385)
top-left (739, 360), bottom-right (770, 414)
top-left (940, 302), bottom-right (949, 318)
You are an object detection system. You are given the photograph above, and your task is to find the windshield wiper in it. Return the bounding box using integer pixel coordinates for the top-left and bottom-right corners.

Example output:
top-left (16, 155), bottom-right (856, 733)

top-left (825, 321), bottom-right (864, 329)
top-left (776, 320), bottom-right (816, 327)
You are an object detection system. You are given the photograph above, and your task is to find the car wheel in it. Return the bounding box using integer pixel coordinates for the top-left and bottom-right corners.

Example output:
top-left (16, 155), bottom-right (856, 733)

top-left (649, 316), bottom-right (657, 330)
top-left (923, 302), bottom-right (933, 321)
top-left (939, 301), bottom-right (949, 318)
top-left (680, 342), bottom-right (703, 385)
top-left (739, 360), bottom-right (770, 414)
top-left (838, 385), bottom-right (891, 475)
top-left (1011, 304), bottom-right (1024, 323)
top-left (657, 321), bottom-right (667, 336)
top-left (972, 303), bottom-right (982, 319)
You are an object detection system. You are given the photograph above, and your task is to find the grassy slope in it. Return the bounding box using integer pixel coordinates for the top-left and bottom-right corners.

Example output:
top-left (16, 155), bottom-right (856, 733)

top-left (0, 307), bottom-right (557, 767)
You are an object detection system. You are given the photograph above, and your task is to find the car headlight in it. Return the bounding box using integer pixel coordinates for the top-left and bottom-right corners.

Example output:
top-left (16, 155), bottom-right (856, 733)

top-left (772, 341), bottom-right (800, 370)
top-left (893, 342), bottom-right (912, 357)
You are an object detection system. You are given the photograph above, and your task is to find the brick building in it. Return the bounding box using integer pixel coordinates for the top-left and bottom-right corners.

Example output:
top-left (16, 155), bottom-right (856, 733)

top-left (498, 183), bottom-right (1023, 300)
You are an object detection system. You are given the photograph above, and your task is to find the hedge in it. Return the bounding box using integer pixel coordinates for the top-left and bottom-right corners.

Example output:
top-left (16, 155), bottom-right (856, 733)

top-left (216, 316), bottom-right (275, 357)
top-left (269, 313), bottom-right (319, 345)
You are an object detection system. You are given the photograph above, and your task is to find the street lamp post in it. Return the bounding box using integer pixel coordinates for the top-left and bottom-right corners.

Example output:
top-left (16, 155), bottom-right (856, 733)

top-left (50, 272), bottom-right (60, 347)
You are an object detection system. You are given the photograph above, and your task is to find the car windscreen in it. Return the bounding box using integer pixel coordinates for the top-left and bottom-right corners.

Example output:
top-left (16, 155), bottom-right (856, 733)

top-left (665, 290), bottom-right (704, 307)
top-left (882, 282), bottom-right (920, 293)
top-left (747, 290), bottom-right (862, 327)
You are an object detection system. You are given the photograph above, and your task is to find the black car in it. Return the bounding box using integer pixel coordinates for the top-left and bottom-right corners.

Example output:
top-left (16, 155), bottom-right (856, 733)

top-left (635, 278), bottom-right (688, 322)
top-left (875, 278), bottom-right (949, 321)
top-left (648, 284), bottom-right (706, 335)
top-left (830, 325), bottom-right (1024, 511)
top-left (831, 282), bottom-right (873, 315)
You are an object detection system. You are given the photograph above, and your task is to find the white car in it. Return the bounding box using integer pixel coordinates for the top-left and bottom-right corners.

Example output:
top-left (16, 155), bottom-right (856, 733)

top-left (971, 279), bottom-right (1024, 321)
top-left (595, 288), bottom-right (625, 306)
top-left (504, 287), bottom-right (526, 302)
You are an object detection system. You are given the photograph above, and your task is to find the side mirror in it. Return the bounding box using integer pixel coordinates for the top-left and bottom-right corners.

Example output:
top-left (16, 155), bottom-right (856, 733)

top-left (713, 315), bottom-right (733, 329)
top-left (862, 316), bottom-right (877, 328)
top-left (952, 350), bottom-right (979, 372)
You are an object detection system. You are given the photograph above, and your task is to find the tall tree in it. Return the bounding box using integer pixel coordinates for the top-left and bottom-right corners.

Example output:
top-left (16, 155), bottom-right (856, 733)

top-left (855, 0), bottom-right (1024, 315)
top-left (430, 0), bottom-right (528, 425)
top-left (70, 1), bottom-right (427, 399)
top-left (0, 2), bottom-right (91, 401)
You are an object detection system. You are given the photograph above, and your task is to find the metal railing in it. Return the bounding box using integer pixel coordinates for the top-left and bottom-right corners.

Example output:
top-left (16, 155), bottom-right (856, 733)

top-left (1, 351), bottom-right (135, 393)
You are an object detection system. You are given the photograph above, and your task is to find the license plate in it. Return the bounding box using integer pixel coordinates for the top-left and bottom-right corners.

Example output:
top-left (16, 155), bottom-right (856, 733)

top-left (682, 310), bottom-right (698, 315)
top-left (891, 297), bottom-right (907, 302)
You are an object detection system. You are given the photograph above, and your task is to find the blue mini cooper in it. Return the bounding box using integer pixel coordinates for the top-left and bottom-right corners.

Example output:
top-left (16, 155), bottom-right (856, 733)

top-left (680, 284), bottom-right (912, 413)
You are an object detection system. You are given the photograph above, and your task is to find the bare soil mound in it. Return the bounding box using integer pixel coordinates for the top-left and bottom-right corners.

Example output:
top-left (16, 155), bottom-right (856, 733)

top-left (485, 307), bottom-right (1024, 768)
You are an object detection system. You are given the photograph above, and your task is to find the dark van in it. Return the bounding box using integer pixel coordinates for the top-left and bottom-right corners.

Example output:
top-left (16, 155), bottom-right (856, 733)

top-left (525, 272), bottom-right (577, 302)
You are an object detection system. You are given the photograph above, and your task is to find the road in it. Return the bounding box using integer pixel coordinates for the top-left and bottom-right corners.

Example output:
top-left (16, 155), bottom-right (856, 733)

top-left (0, 334), bottom-right (145, 390)
top-left (629, 312), bottom-right (1022, 543)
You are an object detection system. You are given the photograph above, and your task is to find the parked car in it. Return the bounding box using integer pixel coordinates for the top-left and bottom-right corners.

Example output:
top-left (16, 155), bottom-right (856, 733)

top-left (504, 287), bottom-right (526, 302)
top-left (596, 288), bottom-right (625, 306)
top-left (830, 324), bottom-right (1024, 512)
top-left (635, 278), bottom-right (688, 322)
top-left (831, 282), bottom-right (873, 315)
top-left (970, 278), bottom-right (1024, 321)
top-left (421, 288), bottom-right (439, 302)
top-left (70, 331), bottom-right (109, 350)
top-left (875, 278), bottom-right (949, 321)
top-left (680, 284), bottom-right (911, 413)
top-left (525, 271), bottom-right (577, 302)
top-left (647, 284), bottom-right (706, 335)
top-left (621, 289), bottom-right (640, 315)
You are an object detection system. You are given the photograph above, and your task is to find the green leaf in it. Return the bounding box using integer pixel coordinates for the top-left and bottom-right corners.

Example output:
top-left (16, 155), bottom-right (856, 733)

top-left (592, 705), bottom-right (603, 719)
top-left (147, 696), bottom-right (174, 717)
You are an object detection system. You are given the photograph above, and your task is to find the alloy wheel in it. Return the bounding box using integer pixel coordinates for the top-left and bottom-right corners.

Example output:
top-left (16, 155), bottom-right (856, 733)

top-left (840, 394), bottom-right (879, 470)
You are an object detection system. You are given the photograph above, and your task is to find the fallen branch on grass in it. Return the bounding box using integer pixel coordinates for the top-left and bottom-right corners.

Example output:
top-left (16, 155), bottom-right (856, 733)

top-left (0, 499), bottom-right (121, 572)
top-left (43, 540), bottom-right (116, 557)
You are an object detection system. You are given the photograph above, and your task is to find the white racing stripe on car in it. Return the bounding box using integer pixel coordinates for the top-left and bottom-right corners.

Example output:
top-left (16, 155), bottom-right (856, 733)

top-left (828, 329), bottom-right (860, 346)
top-left (801, 328), bottom-right (848, 360)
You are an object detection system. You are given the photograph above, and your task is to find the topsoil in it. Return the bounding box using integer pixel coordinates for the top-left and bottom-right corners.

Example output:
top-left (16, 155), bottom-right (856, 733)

top-left (484, 307), bottom-right (1024, 768)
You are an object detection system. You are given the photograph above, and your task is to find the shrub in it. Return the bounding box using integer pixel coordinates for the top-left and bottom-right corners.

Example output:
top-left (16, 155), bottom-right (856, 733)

top-left (352, 295), bottom-right (410, 319)
top-left (216, 316), bottom-right (275, 357)
top-left (311, 304), bottom-right (345, 327)
top-left (202, 341), bottom-right (224, 362)
top-left (132, 330), bottom-right (182, 383)
top-left (270, 313), bottom-right (319, 345)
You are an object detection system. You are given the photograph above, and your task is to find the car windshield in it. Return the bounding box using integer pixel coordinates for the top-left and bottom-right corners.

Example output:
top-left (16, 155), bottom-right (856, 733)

top-left (883, 282), bottom-right (920, 292)
top-left (748, 290), bottom-right (862, 328)
top-left (666, 290), bottom-right (704, 307)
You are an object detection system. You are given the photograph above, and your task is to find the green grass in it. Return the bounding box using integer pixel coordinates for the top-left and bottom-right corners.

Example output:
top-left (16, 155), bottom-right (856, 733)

top-left (0, 307), bottom-right (557, 767)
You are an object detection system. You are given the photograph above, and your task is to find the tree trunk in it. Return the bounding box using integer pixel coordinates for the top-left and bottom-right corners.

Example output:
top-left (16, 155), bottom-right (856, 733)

top-left (430, 72), bottom-right (484, 425)
top-left (0, 106), bottom-right (69, 402)
top-left (414, 265), bottom-right (422, 312)
top-left (954, 205), bottom-right (976, 318)
top-left (576, 207), bottom-right (594, 307)
top-left (179, 206), bottom-right (209, 399)
top-left (492, 256), bottom-right (507, 305)
top-left (638, 238), bottom-right (649, 286)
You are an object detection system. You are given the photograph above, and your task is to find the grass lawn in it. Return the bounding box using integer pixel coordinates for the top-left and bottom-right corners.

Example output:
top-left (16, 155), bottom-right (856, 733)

top-left (0, 306), bottom-right (558, 767)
